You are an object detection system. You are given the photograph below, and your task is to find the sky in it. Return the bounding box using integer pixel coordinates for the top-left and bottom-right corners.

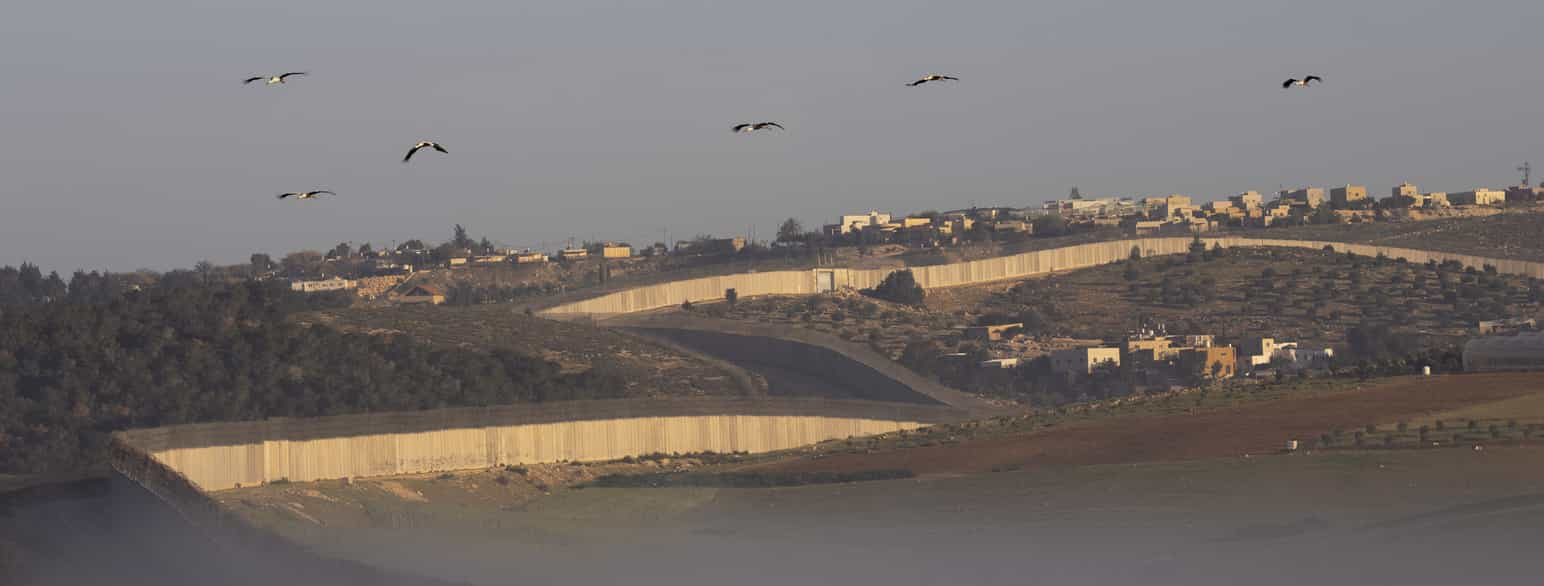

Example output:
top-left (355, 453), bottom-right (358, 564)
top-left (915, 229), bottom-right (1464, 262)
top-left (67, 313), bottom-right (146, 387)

top-left (2, 0), bottom-right (1543, 272)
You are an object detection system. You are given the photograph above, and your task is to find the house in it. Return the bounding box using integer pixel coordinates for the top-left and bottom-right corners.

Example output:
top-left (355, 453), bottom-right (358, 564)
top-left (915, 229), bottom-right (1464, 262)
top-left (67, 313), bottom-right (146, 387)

top-left (515, 251), bottom-right (549, 264)
top-left (1158, 194), bottom-right (1194, 220)
top-left (677, 237), bottom-right (746, 255)
top-left (560, 248), bottom-right (589, 260)
top-left (1330, 185), bottom-right (1368, 206)
top-left (472, 255), bottom-right (508, 264)
top-left (601, 243), bottom-right (632, 259)
top-left (290, 277), bottom-right (357, 293)
top-left (1423, 192), bottom-right (1449, 207)
top-left (1230, 191), bottom-right (1263, 210)
top-left (1269, 343), bottom-right (1333, 369)
top-left (1125, 332), bottom-right (1214, 363)
top-left (1449, 188), bottom-right (1506, 206)
top-left (965, 323), bottom-right (1024, 342)
top-left (1050, 347), bottom-right (1122, 376)
top-left (446, 257), bottom-right (469, 267)
top-left (1239, 337), bottom-right (1283, 368)
top-left (900, 217), bottom-right (934, 229)
top-left (1281, 187), bottom-right (1325, 208)
top-left (1391, 182), bottom-right (1419, 200)
top-left (1178, 345), bottom-right (1237, 379)
top-left (1478, 318), bottom-right (1537, 335)
top-left (397, 284), bottom-right (445, 305)
top-left (1131, 219), bottom-right (1166, 235)
top-left (979, 358), bottom-right (1022, 369)
top-left (989, 220), bottom-right (1029, 233)
top-left (837, 210), bottom-right (892, 234)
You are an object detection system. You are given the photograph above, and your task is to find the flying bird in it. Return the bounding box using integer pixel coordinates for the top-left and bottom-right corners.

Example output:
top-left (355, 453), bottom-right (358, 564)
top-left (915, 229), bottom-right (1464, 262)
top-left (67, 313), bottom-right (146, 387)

top-left (403, 141), bottom-right (449, 163)
top-left (1282, 76), bottom-right (1322, 89)
top-left (245, 72), bottom-right (307, 85)
top-left (907, 74), bottom-right (959, 87)
top-left (277, 190), bottom-right (334, 200)
top-left (732, 122), bottom-right (784, 133)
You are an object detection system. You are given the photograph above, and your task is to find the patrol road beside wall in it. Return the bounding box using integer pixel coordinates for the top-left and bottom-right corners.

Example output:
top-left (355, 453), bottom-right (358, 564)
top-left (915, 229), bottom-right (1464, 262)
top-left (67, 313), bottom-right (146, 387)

top-left (540, 237), bottom-right (1544, 319)
top-left (112, 398), bottom-right (959, 494)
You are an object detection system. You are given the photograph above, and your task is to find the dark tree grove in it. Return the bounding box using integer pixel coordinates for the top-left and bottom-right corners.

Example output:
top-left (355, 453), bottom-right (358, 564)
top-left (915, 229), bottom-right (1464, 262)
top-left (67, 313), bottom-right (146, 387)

top-left (0, 273), bottom-right (624, 475)
top-left (863, 270), bottom-right (926, 306)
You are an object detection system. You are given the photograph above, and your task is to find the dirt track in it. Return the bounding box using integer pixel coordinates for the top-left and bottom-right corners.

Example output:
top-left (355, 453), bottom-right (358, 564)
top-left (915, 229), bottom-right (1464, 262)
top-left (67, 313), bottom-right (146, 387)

top-left (761, 373), bottom-right (1544, 475)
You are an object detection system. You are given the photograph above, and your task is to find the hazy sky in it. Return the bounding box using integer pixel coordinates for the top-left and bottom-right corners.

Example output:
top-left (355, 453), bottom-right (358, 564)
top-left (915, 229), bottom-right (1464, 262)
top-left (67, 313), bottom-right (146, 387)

top-left (4, 1), bottom-right (1543, 272)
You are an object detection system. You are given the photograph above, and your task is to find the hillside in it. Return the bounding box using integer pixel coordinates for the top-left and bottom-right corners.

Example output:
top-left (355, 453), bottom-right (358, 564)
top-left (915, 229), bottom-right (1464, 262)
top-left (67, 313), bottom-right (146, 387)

top-left (1242, 208), bottom-right (1544, 261)
top-left (301, 305), bottom-right (750, 399)
top-left (956, 245), bottom-right (1543, 349)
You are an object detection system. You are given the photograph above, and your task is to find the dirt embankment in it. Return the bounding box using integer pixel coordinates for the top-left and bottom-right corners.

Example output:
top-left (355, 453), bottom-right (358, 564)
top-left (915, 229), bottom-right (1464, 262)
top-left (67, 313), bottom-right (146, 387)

top-left (758, 373), bottom-right (1544, 476)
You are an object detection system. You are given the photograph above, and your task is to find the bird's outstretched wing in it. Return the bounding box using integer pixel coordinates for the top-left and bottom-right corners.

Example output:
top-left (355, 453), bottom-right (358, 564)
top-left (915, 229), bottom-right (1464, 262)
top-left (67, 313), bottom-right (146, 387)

top-left (279, 72), bottom-right (307, 80)
top-left (244, 76), bottom-right (265, 84)
top-left (759, 122), bottom-right (784, 130)
top-left (940, 76), bottom-right (959, 81)
top-left (907, 79), bottom-right (928, 86)
top-left (277, 192), bottom-right (296, 199)
top-left (732, 124), bottom-right (751, 133)
top-left (311, 190), bottom-right (335, 197)
top-left (1304, 75), bottom-right (1322, 84)
top-left (403, 145), bottom-right (423, 163)
top-left (1282, 79), bottom-right (1297, 89)
top-left (432, 143), bottom-right (448, 154)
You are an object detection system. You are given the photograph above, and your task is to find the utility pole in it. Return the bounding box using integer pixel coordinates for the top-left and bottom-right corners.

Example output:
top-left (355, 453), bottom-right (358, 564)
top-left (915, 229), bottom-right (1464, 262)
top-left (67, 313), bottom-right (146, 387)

top-left (1520, 162), bottom-right (1532, 187)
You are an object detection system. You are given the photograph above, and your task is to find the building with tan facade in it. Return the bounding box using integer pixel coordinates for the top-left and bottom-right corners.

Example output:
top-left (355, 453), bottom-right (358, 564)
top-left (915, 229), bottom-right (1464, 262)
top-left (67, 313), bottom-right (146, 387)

top-left (1330, 185), bottom-right (1367, 206)
top-left (1449, 188), bottom-right (1506, 206)
top-left (1051, 347), bottom-right (1122, 377)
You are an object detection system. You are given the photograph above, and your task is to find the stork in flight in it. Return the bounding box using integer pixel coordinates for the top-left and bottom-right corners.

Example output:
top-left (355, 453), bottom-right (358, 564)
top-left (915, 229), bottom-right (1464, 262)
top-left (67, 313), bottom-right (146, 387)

top-left (277, 190), bottom-right (334, 200)
top-left (1282, 76), bottom-right (1322, 89)
top-left (403, 141), bottom-right (448, 163)
top-left (732, 122), bottom-right (784, 133)
top-left (907, 74), bottom-right (959, 87)
top-left (245, 72), bottom-right (307, 85)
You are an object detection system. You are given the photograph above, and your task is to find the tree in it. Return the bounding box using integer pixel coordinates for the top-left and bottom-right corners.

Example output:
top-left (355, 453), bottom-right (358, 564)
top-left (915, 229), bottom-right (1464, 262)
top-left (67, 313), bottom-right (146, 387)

top-left (327, 242), bottom-right (353, 260)
top-left (280, 251), bottom-right (323, 278)
top-left (1032, 215), bottom-right (1070, 237)
top-left (724, 288), bottom-right (738, 307)
top-left (863, 269), bottom-right (926, 306)
top-left (1311, 205), bottom-right (1340, 225)
top-left (479, 237), bottom-right (496, 255)
top-left (1069, 186), bottom-right (1083, 200)
top-left (777, 218), bottom-right (805, 243)
top-left (452, 224), bottom-right (473, 250)
top-left (1129, 245), bottom-right (1142, 261)
top-left (250, 253), bottom-right (274, 274)
top-left (194, 260), bottom-right (216, 285)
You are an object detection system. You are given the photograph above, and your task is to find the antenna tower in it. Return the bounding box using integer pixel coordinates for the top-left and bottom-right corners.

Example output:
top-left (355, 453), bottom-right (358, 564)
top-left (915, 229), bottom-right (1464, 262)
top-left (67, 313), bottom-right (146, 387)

top-left (1520, 162), bottom-right (1532, 187)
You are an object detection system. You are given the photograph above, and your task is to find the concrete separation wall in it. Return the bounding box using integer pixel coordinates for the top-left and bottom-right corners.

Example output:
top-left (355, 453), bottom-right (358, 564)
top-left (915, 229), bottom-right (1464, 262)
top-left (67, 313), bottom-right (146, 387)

top-left (541, 237), bottom-right (1544, 319)
top-left (112, 398), bottom-right (961, 494)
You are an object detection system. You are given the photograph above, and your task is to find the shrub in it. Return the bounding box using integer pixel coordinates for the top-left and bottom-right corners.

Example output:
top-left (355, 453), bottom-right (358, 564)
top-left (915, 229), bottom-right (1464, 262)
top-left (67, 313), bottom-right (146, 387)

top-left (863, 269), bottom-right (926, 306)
